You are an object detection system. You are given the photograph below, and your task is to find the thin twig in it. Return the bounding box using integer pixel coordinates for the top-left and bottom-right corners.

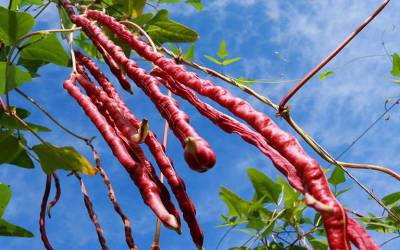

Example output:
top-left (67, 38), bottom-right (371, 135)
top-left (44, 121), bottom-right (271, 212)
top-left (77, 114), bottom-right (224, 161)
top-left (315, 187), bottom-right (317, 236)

top-left (75, 173), bottom-right (109, 250)
top-left (1, 105), bottom-right (48, 145)
top-left (34, 1), bottom-right (51, 19)
top-left (16, 27), bottom-right (81, 45)
top-left (161, 47), bottom-right (279, 110)
top-left (278, 0), bottom-right (391, 113)
top-left (15, 88), bottom-right (91, 142)
top-left (120, 20), bottom-right (158, 52)
top-left (379, 234), bottom-right (400, 247)
top-left (40, 175), bottom-right (54, 250)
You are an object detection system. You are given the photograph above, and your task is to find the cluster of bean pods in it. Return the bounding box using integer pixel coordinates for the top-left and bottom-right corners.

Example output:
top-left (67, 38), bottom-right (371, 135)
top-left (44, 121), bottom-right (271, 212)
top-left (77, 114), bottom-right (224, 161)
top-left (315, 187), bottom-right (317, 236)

top-left (59, 1), bottom-right (378, 249)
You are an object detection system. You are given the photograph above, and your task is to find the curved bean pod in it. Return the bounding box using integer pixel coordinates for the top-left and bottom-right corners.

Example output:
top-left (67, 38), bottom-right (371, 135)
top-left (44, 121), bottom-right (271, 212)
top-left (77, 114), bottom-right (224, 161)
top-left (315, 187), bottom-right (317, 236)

top-left (63, 74), bottom-right (179, 230)
top-left (75, 55), bottom-right (202, 246)
top-left (69, 12), bottom-right (216, 172)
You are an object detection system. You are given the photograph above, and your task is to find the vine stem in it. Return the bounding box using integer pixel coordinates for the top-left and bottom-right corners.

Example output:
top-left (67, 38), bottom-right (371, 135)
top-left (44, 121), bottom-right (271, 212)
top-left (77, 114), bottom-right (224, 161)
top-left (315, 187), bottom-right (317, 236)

top-left (120, 20), bottom-right (158, 52)
top-left (278, 0), bottom-right (391, 113)
top-left (161, 47), bottom-right (279, 110)
top-left (16, 27), bottom-right (81, 45)
top-left (40, 175), bottom-right (54, 250)
top-left (0, 98), bottom-right (48, 145)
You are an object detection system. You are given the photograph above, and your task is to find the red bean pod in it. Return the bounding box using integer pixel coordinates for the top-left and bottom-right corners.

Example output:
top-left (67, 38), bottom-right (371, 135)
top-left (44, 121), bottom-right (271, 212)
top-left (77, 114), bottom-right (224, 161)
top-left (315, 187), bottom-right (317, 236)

top-left (75, 58), bottom-right (141, 145)
top-left (75, 71), bottom-right (182, 229)
top-left (92, 41), bottom-right (133, 94)
top-left (69, 13), bottom-right (216, 172)
top-left (84, 11), bottom-right (355, 249)
top-left (74, 52), bottom-right (203, 247)
top-left (63, 74), bottom-right (179, 230)
top-left (347, 217), bottom-right (379, 250)
top-left (151, 67), bottom-right (304, 192)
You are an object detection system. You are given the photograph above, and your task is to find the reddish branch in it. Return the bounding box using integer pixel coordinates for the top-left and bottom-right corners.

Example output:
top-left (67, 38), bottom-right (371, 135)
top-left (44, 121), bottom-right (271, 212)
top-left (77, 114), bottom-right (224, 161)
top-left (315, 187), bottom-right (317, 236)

top-left (47, 173), bottom-right (61, 218)
top-left (278, 0), bottom-right (391, 112)
top-left (75, 173), bottom-right (108, 250)
top-left (40, 175), bottom-right (53, 250)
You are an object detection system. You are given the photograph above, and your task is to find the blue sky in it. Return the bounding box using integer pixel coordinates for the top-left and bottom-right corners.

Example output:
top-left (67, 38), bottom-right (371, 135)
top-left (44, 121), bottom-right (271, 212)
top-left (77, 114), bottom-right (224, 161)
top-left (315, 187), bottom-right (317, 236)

top-left (1, 0), bottom-right (400, 249)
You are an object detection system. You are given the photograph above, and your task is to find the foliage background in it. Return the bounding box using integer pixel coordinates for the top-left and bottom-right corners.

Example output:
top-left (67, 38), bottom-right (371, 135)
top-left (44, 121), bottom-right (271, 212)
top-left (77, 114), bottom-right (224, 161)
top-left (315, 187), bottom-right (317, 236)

top-left (0, 0), bottom-right (400, 249)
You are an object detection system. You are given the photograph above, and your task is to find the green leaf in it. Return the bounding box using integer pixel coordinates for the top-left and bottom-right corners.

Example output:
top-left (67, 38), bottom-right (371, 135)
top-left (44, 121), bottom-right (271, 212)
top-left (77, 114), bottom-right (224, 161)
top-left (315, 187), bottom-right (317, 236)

top-left (260, 220), bottom-right (276, 238)
top-left (146, 9), bottom-right (199, 44)
top-left (185, 0), bottom-right (203, 11)
top-left (20, 0), bottom-right (44, 6)
top-left (236, 77), bottom-right (256, 85)
top-left (219, 186), bottom-right (250, 217)
top-left (20, 33), bottom-right (70, 67)
top-left (0, 7), bottom-right (35, 46)
top-left (247, 168), bottom-right (281, 204)
top-left (391, 53), bottom-right (400, 77)
top-left (0, 218), bottom-right (33, 237)
top-left (9, 0), bottom-right (22, 10)
top-left (0, 183), bottom-right (33, 237)
top-left (17, 58), bottom-right (48, 76)
top-left (309, 238), bottom-right (328, 250)
top-left (217, 40), bottom-right (228, 59)
top-left (32, 144), bottom-right (97, 175)
top-left (0, 62), bottom-right (31, 94)
top-left (0, 131), bottom-right (34, 169)
top-left (10, 107), bottom-right (30, 119)
top-left (204, 55), bottom-right (222, 65)
top-left (328, 167), bottom-right (346, 186)
top-left (132, 13), bottom-right (154, 26)
top-left (0, 183), bottom-right (11, 217)
top-left (75, 33), bottom-right (102, 60)
top-left (335, 186), bottom-right (352, 197)
top-left (382, 192), bottom-right (400, 207)
top-left (183, 43), bottom-right (195, 60)
top-left (112, 0), bottom-right (146, 18)
top-left (0, 111), bottom-right (50, 132)
top-left (167, 43), bottom-right (180, 55)
top-left (277, 176), bottom-right (300, 207)
top-left (223, 57), bottom-right (241, 66)
top-left (59, 6), bottom-right (73, 32)
top-left (319, 70), bottom-right (334, 80)
top-left (246, 218), bottom-right (265, 231)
